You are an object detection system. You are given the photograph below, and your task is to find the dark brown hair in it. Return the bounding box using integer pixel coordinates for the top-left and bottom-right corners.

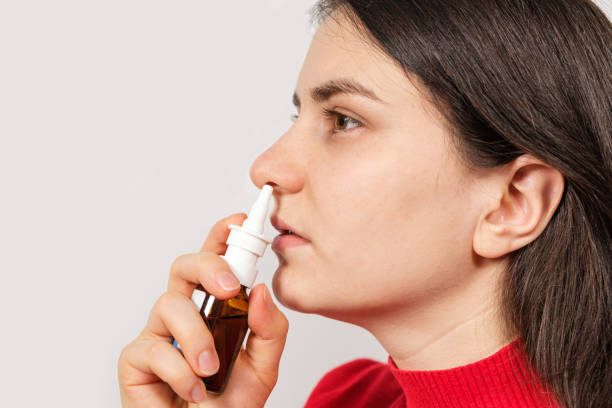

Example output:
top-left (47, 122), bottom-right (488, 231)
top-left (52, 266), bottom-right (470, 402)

top-left (311, 1), bottom-right (612, 407)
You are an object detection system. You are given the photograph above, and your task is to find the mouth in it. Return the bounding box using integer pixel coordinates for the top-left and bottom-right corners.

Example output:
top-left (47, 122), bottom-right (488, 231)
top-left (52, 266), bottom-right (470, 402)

top-left (271, 231), bottom-right (310, 251)
top-left (270, 215), bottom-right (309, 241)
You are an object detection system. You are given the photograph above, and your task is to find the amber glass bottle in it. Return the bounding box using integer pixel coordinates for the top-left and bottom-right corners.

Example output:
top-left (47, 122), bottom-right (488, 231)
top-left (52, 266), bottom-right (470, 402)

top-left (193, 283), bottom-right (250, 393)
top-left (171, 184), bottom-right (274, 395)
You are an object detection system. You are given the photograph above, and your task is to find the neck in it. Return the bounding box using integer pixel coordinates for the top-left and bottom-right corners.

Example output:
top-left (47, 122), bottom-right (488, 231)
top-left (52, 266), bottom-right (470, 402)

top-left (361, 261), bottom-right (516, 371)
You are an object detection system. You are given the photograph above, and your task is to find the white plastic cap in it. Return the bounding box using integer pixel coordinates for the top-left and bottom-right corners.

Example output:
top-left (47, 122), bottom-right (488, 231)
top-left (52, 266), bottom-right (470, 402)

top-left (220, 184), bottom-right (274, 288)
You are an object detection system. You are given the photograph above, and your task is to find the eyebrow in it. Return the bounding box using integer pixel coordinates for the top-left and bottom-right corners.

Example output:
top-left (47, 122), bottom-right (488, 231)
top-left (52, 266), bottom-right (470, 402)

top-left (292, 78), bottom-right (384, 109)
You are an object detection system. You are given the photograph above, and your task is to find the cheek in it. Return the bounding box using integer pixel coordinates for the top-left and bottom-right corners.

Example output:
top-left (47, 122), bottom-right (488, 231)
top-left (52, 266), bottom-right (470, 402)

top-left (307, 138), bottom-right (476, 303)
top-left (307, 150), bottom-right (414, 280)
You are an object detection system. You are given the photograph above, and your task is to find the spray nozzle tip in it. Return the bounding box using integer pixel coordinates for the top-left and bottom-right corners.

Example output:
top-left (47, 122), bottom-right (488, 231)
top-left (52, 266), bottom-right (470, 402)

top-left (242, 184), bottom-right (274, 234)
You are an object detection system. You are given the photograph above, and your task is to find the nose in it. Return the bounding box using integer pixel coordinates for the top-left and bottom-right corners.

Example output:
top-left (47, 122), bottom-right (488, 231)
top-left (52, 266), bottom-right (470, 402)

top-left (249, 133), bottom-right (305, 194)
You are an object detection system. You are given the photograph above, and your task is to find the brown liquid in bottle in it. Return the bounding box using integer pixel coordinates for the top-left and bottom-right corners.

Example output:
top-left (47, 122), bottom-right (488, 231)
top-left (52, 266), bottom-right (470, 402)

top-left (194, 283), bottom-right (249, 394)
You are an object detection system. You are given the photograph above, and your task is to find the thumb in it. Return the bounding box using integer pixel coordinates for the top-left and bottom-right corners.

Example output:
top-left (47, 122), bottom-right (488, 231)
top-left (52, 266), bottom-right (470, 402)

top-left (244, 283), bottom-right (289, 380)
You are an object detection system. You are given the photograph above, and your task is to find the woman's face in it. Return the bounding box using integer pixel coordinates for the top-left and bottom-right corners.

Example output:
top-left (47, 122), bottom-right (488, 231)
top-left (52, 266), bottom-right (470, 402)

top-left (250, 12), bottom-right (487, 323)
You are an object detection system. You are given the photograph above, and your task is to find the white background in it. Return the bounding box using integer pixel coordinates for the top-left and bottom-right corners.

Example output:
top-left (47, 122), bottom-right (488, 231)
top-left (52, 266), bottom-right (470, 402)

top-left (1, 1), bottom-right (610, 406)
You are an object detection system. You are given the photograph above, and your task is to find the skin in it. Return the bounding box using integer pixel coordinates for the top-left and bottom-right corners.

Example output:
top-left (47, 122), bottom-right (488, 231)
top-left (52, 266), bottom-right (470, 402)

top-left (119, 213), bottom-right (290, 407)
top-left (118, 9), bottom-right (565, 407)
top-left (250, 10), bottom-right (564, 371)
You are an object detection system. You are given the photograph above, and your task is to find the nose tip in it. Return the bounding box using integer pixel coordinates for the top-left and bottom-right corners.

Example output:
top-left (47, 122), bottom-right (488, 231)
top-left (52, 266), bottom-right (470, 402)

top-left (249, 155), bottom-right (272, 191)
top-left (248, 136), bottom-right (304, 194)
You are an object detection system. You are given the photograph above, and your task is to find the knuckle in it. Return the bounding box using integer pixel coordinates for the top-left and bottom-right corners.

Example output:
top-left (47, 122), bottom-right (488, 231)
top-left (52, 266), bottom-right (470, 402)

top-left (156, 291), bottom-right (181, 312)
top-left (117, 346), bottom-right (134, 385)
top-left (117, 344), bottom-right (130, 369)
top-left (169, 254), bottom-right (187, 277)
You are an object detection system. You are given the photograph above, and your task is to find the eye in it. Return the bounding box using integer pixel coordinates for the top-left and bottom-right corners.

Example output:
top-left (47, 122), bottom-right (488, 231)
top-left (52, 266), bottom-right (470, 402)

top-left (289, 109), bottom-right (363, 133)
top-left (322, 108), bottom-right (362, 133)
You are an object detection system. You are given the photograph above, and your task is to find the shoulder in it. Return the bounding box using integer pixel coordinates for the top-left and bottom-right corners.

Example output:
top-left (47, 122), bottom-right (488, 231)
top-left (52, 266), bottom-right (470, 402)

top-left (303, 358), bottom-right (404, 408)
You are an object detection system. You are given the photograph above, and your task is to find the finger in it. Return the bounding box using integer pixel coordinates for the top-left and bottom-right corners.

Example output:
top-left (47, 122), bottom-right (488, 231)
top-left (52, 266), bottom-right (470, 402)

top-left (143, 291), bottom-right (220, 377)
top-left (168, 252), bottom-right (242, 300)
top-left (200, 213), bottom-right (248, 254)
top-left (123, 339), bottom-right (208, 404)
top-left (244, 284), bottom-right (290, 387)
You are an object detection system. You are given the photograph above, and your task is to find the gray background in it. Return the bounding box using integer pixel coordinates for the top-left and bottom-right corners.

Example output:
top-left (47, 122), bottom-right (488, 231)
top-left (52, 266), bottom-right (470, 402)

top-left (1, 1), bottom-right (610, 406)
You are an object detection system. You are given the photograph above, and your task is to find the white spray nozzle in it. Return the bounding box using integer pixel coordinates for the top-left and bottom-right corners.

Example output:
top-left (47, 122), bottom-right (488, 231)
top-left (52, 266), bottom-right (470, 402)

top-left (242, 184), bottom-right (274, 234)
top-left (220, 184), bottom-right (275, 288)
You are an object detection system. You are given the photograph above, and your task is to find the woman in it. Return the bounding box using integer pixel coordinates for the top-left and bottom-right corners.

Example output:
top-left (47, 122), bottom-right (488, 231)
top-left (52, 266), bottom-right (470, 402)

top-left (118, 0), bottom-right (612, 407)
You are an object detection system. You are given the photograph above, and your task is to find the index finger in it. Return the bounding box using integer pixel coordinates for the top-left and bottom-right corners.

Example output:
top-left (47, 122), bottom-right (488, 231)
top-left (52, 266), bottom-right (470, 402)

top-left (199, 212), bottom-right (248, 254)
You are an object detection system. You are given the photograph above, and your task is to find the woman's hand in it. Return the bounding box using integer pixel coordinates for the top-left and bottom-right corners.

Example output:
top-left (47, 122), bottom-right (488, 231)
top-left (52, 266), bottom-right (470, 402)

top-left (118, 213), bottom-right (289, 407)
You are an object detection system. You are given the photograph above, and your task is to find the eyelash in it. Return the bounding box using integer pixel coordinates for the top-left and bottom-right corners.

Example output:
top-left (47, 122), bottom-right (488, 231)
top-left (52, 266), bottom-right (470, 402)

top-left (289, 109), bottom-right (362, 133)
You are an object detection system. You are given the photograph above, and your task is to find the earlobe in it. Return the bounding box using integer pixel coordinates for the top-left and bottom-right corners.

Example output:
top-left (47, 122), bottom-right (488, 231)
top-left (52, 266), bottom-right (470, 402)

top-left (473, 155), bottom-right (565, 259)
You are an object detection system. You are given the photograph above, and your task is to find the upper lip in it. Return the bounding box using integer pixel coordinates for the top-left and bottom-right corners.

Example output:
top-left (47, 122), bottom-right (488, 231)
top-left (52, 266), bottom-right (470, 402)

top-left (270, 215), bottom-right (309, 241)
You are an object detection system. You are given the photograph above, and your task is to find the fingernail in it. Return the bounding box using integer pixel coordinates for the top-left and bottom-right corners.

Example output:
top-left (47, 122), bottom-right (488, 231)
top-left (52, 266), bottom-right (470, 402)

top-left (216, 271), bottom-right (241, 291)
top-left (192, 382), bottom-right (206, 402)
top-left (198, 349), bottom-right (219, 375)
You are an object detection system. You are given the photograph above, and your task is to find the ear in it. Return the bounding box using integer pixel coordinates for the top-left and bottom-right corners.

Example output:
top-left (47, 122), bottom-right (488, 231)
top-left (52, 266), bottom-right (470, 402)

top-left (473, 154), bottom-right (565, 259)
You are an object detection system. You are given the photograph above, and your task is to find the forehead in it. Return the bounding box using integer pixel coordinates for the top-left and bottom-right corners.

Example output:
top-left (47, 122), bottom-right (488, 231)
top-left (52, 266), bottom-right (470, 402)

top-left (295, 11), bottom-right (418, 104)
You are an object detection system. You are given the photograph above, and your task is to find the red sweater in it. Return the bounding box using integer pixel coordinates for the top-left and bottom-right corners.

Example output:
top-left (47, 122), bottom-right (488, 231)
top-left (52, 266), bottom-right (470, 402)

top-left (303, 337), bottom-right (561, 407)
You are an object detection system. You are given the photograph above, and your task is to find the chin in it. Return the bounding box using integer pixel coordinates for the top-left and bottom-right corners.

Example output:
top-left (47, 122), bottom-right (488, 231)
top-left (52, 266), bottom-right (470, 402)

top-left (270, 263), bottom-right (320, 314)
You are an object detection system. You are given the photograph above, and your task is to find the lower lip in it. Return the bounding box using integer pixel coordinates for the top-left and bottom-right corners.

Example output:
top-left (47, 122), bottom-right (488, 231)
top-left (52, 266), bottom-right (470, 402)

top-left (271, 234), bottom-right (310, 250)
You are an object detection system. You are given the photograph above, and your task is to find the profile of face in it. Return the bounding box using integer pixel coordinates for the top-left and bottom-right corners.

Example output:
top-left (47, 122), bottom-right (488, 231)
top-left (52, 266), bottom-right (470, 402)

top-left (249, 11), bottom-right (558, 328)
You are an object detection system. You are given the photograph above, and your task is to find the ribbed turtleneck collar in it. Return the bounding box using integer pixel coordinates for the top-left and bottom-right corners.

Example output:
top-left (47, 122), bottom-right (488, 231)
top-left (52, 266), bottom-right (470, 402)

top-left (387, 337), bottom-right (560, 407)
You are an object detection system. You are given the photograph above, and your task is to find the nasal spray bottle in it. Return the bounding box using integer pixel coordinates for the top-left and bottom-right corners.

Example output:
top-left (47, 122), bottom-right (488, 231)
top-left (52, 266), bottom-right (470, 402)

top-left (172, 184), bottom-right (275, 394)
